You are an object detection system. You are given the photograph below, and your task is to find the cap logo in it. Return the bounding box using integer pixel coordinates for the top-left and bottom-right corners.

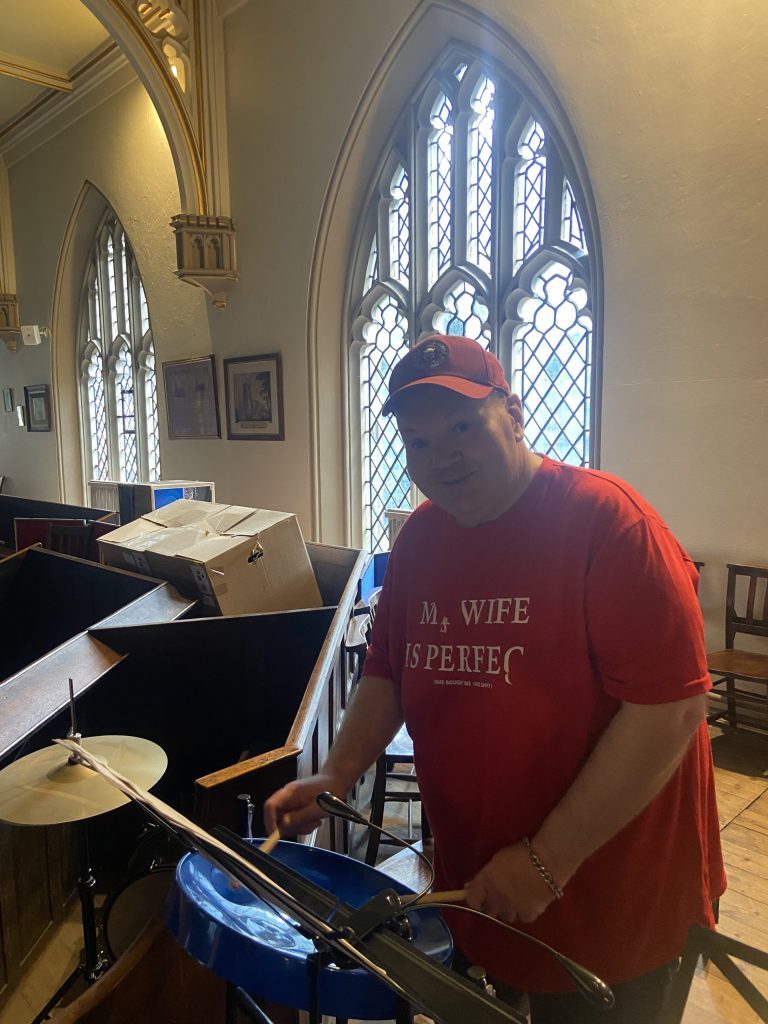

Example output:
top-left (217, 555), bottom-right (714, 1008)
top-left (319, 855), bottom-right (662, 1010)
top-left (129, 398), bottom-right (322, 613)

top-left (413, 338), bottom-right (448, 369)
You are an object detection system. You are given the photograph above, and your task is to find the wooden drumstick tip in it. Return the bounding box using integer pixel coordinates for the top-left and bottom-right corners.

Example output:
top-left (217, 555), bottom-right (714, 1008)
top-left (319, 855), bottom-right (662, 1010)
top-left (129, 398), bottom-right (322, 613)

top-left (260, 826), bottom-right (281, 855)
top-left (412, 888), bottom-right (466, 906)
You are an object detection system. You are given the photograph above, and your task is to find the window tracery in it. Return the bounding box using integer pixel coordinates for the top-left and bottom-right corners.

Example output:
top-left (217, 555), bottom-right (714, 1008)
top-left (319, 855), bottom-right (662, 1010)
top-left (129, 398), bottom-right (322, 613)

top-left (350, 55), bottom-right (596, 553)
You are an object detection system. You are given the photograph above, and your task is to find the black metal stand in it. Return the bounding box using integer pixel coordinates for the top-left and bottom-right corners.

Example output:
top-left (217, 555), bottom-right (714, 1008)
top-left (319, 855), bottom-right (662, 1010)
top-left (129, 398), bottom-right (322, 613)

top-left (31, 819), bottom-right (110, 1024)
top-left (225, 983), bottom-right (276, 1024)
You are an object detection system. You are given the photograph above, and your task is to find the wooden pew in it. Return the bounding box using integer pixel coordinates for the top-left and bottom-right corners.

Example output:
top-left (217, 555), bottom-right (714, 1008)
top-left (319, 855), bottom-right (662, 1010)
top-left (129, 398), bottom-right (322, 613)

top-left (0, 553), bottom-right (194, 1013)
top-left (0, 493), bottom-right (116, 555)
top-left (0, 543), bottom-right (366, 1018)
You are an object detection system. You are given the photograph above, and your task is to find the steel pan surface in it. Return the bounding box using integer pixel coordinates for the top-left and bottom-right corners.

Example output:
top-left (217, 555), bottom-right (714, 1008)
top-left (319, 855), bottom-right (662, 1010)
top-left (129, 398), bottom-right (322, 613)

top-left (167, 839), bottom-right (453, 1019)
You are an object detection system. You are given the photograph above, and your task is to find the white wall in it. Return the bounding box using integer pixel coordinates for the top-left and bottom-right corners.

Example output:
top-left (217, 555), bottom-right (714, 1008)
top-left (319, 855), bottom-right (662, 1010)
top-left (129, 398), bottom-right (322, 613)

top-left (1, 0), bottom-right (766, 644)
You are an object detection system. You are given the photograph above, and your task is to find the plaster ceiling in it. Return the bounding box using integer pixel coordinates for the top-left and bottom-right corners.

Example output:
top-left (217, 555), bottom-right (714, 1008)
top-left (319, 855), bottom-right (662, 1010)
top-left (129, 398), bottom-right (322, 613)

top-left (0, 0), bottom-right (111, 134)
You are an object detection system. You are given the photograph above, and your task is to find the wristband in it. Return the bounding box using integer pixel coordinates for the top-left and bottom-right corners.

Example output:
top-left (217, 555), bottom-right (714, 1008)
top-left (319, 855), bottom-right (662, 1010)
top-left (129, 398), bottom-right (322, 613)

top-left (522, 837), bottom-right (564, 900)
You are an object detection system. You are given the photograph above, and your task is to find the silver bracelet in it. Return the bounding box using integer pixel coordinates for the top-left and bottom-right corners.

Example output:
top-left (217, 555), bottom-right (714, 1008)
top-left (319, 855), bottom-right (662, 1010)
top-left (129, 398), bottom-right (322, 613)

top-left (522, 837), bottom-right (564, 900)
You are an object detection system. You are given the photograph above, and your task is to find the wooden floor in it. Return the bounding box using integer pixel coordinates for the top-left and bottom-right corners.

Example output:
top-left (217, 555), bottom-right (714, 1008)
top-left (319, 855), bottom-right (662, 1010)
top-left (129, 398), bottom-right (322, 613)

top-left (683, 725), bottom-right (768, 1023)
top-left (2, 725), bottom-right (768, 1024)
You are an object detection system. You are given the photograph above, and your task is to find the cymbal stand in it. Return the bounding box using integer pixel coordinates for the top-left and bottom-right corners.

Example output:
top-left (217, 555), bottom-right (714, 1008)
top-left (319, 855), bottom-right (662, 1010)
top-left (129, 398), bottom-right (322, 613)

top-left (31, 682), bottom-right (111, 1024)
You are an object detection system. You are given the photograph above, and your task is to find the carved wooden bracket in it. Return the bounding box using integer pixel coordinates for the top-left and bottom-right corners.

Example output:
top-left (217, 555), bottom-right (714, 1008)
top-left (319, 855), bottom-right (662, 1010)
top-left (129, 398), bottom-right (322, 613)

top-left (84, 1), bottom-right (237, 307)
top-left (0, 294), bottom-right (20, 351)
top-left (171, 214), bottom-right (238, 310)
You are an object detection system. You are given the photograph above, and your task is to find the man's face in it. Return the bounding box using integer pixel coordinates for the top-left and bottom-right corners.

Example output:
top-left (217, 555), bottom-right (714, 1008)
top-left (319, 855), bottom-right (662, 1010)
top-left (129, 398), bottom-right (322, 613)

top-left (395, 386), bottom-right (527, 527)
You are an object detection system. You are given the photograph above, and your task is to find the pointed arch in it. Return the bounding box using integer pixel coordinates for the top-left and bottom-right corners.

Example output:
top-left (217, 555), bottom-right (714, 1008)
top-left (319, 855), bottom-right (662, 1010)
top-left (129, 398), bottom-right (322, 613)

top-left (51, 182), bottom-right (161, 503)
top-left (307, 0), bottom-right (602, 548)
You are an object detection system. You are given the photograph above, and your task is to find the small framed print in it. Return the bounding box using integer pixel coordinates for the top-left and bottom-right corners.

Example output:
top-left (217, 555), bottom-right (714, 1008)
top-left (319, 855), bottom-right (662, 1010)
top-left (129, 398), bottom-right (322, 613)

top-left (223, 353), bottom-right (285, 441)
top-left (24, 384), bottom-right (51, 432)
top-left (2, 387), bottom-right (13, 413)
top-left (162, 355), bottom-right (221, 439)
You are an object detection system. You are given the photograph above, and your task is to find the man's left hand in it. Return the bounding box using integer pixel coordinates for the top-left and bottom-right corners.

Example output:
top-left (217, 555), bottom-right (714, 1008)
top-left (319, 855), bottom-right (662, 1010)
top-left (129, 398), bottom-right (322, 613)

top-left (464, 843), bottom-right (559, 924)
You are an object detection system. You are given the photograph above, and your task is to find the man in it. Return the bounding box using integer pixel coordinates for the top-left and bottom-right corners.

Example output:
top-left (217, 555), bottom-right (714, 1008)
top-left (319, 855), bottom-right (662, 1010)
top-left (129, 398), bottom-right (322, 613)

top-left (265, 335), bottom-right (725, 1023)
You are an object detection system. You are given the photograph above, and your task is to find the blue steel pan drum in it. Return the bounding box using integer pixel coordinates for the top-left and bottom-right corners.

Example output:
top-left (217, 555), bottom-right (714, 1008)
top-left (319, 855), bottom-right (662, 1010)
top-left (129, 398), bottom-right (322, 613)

top-left (167, 839), bottom-right (453, 1020)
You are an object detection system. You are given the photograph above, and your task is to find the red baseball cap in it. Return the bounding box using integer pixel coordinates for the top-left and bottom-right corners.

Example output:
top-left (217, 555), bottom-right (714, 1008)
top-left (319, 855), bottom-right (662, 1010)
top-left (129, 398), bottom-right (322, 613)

top-left (382, 334), bottom-right (510, 415)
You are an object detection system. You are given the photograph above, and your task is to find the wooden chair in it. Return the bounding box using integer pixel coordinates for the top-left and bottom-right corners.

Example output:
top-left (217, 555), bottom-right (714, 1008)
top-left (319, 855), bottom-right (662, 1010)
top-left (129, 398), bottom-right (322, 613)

top-left (45, 521), bottom-right (93, 559)
top-left (707, 563), bottom-right (768, 728)
top-left (365, 722), bottom-right (430, 865)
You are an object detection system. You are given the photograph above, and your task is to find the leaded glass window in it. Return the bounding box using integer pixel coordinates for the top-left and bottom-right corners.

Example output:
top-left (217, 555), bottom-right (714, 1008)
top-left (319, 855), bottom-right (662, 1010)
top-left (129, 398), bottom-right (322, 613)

top-left (78, 213), bottom-right (160, 483)
top-left (350, 54), bottom-right (596, 553)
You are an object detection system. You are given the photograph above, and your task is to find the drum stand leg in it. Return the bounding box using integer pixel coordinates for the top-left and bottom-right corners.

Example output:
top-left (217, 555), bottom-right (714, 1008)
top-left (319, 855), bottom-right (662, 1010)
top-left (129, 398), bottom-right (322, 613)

top-left (225, 983), bottom-right (276, 1024)
top-left (394, 996), bottom-right (413, 1024)
top-left (31, 819), bottom-right (110, 1024)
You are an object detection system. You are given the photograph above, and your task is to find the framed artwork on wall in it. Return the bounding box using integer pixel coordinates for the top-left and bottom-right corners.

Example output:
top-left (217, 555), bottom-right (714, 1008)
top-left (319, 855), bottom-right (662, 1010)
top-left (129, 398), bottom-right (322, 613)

top-left (223, 353), bottom-right (285, 441)
top-left (24, 385), bottom-right (51, 432)
top-left (162, 355), bottom-right (221, 439)
top-left (2, 387), bottom-right (13, 413)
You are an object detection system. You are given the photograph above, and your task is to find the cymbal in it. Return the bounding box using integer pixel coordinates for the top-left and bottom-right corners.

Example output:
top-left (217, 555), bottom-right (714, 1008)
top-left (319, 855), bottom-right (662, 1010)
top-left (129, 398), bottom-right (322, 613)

top-left (0, 735), bottom-right (167, 826)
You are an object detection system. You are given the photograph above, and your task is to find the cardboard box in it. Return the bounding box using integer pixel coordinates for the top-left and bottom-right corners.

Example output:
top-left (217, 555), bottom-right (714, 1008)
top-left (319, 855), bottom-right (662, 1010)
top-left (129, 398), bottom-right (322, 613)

top-left (98, 499), bottom-right (322, 615)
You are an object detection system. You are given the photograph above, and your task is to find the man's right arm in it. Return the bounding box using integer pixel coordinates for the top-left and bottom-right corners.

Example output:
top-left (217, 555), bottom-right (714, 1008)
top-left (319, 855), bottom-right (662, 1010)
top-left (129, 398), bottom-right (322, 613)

top-left (263, 675), bottom-right (403, 835)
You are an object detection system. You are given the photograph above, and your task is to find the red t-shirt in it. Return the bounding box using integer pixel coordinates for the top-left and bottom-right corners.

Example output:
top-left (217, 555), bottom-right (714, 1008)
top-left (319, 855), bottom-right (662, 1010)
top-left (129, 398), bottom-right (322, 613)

top-left (364, 457), bottom-right (725, 992)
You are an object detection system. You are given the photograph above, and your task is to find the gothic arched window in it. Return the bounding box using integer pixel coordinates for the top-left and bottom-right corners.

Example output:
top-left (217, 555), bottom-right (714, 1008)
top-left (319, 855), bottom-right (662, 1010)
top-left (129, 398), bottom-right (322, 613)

top-left (78, 214), bottom-right (160, 483)
top-left (349, 55), bottom-right (597, 553)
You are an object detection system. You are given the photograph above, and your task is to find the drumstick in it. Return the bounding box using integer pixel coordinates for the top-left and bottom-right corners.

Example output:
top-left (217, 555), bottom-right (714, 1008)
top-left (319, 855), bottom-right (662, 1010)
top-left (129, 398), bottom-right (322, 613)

top-left (411, 888), bottom-right (466, 906)
top-left (261, 827), bottom-right (281, 855)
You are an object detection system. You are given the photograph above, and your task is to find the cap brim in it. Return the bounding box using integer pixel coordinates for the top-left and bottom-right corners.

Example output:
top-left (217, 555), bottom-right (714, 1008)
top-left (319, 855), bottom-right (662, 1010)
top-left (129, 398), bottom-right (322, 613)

top-left (382, 375), bottom-right (494, 415)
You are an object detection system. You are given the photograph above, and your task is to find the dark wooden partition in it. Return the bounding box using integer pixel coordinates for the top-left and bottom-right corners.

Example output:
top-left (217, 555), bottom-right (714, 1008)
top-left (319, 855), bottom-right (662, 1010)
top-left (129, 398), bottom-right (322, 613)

top-left (0, 542), bottom-right (365, 1014)
top-left (0, 547), bottom-right (164, 684)
top-left (0, 493), bottom-right (115, 550)
top-left (89, 543), bottom-right (367, 847)
top-left (0, 556), bottom-right (194, 1011)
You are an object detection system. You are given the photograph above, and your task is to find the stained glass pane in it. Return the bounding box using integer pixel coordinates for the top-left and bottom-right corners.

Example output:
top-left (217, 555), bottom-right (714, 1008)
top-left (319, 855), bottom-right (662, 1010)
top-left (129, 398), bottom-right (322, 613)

top-left (364, 235), bottom-right (378, 294)
top-left (467, 75), bottom-right (495, 274)
top-left (388, 165), bottom-right (410, 287)
top-left (120, 231), bottom-right (131, 335)
top-left (561, 180), bottom-right (587, 251)
top-left (360, 296), bottom-right (410, 552)
top-left (91, 275), bottom-right (101, 339)
top-left (86, 348), bottom-right (109, 480)
top-left (106, 234), bottom-right (119, 341)
top-left (145, 341), bottom-right (161, 481)
top-left (514, 262), bottom-right (592, 465)
top-left (432, 279), bottom-right (490, 347)
top-left (115, 342), bottom-right (138, 482)
top-left (427, 92), bottom-right (453, 287)
top-left (139, 281), bottom-right (150, 335)
top-left (352, 55), bottom-right (595, 548)
top-left (513, 119), bottom-right (547, 272)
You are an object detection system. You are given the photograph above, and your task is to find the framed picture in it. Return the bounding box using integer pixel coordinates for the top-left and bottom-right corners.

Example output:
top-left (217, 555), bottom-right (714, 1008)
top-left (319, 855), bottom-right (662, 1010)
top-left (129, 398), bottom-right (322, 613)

top-left (24, 384), bottom-right (51, 432)
top-left (223, 353), bottom-right (285, 441)
top-left (162, 356), bottom-right (221, 439)
top-left (2, 387), bottom-right (13, 413)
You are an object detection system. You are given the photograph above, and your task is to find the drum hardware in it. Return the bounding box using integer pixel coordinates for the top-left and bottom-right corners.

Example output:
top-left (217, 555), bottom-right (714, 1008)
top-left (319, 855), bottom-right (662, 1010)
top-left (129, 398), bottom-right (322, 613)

top-left (55, 737), bottom-right (524, 1022)
top-left (224, 983), bottom-right (277, 1024)
top-left (238, 792), bottom-right (255, 839)
top-left (0, 682), bottom-right (167, 1024)
top-left (317, 791), bottom-right (615, 1012)
top-left (467, 965), bottom-right (497, 998)
top-left (315, 790), bottom-right (435, 900)
top-left (53, 739), bottom-right (608, 1022)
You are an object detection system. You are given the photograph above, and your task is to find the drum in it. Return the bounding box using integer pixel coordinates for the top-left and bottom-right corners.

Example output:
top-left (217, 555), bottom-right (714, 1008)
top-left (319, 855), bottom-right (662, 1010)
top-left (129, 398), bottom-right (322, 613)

top-left (104, 865), bottom-right (175, 960)
top-left (167, 839), bottom-right (453, 1020)
top-left (103, 825), bottom-right (182, 960)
